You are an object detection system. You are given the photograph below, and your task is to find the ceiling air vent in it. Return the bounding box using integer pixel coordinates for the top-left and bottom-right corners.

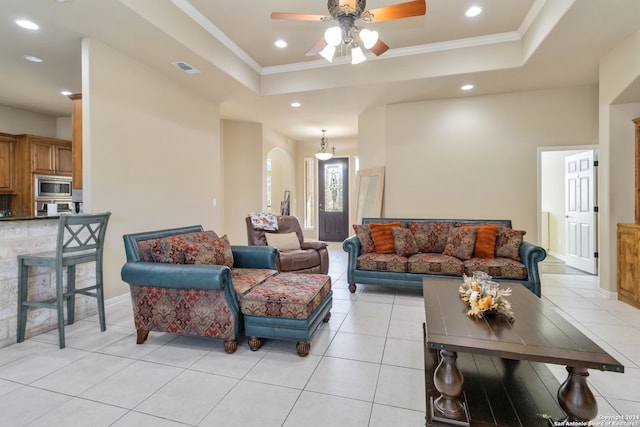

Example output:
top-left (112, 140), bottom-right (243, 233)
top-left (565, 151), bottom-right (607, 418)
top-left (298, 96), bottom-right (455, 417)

top-left (171, 61), bottom-right (200, 74)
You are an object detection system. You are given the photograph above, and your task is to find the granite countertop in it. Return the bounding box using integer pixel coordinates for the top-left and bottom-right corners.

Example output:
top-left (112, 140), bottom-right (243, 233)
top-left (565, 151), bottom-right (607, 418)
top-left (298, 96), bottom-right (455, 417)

top-left (0, 215), bottom-right (59, 222)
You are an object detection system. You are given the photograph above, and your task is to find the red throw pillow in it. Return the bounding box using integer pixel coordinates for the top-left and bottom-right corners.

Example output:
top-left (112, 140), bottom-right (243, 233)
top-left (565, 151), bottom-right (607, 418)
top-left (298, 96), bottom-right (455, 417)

top-left (473, 225), bottom-right (499, 258)
top-left (368, 222), bottom-right (402, 254)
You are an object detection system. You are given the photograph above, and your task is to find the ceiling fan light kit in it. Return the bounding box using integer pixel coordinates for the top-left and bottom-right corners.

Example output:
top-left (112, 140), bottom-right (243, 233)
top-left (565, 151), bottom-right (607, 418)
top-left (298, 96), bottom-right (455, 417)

top-left (272, 0), bottom-right (426, 65)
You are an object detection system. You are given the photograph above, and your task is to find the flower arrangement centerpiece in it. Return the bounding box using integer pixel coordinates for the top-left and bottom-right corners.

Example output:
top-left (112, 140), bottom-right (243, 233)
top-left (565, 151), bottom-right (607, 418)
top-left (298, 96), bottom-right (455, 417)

top-left (459, 271), bottom-right (514, 321)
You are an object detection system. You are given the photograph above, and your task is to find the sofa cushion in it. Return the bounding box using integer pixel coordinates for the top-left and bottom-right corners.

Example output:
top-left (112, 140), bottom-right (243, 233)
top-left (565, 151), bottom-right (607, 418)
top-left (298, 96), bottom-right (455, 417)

top-left (409, 222), bottom-right (452, 253)
top-left (392, 227), bottom-right (419, 257)
top-left (463, 257), bottom-right (527, 279)
top-left (240, 273), bottom-right (332, 319)
top-left (473, 225), bottom-right (499, 259)
top-left (356, 253), bottom-right (408, 272)
top-left (137, 239), bottom-right (157, 262)
top-left (183, 235), bottom-right (234, 268)
top-left (278, 248), bottom-right (321, 272)
top-left (408, 253), bottom-right (464, 275)
top-left (353, 224), bottom-right (375, 254)
top-left (495, 228), bottom-right (526, 261)
top-left (369, 222), bottom-right (402, 254)
top-left (232, 268), bottom-right (278, 297)
top-left (265, 231), bottom-right (301, 251)
top-left (151, 230), bottom-right (219, 264)
top-left (443, 226), bottom-right (477, 260)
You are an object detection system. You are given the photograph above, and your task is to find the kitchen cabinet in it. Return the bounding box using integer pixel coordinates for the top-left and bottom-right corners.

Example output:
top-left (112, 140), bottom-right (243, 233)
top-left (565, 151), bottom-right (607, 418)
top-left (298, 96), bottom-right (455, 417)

top-left (0, 134), bottom-right (16, 194)
top-left (31, 138), bottom-right (72, 176)
top-left (9, 134), bottom-right (72, 216)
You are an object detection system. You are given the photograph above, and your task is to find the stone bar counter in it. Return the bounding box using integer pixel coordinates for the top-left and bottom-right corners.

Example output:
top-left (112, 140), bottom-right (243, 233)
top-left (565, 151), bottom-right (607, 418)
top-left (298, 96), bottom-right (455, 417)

top-left (0, 216), bottom-right (97, 349)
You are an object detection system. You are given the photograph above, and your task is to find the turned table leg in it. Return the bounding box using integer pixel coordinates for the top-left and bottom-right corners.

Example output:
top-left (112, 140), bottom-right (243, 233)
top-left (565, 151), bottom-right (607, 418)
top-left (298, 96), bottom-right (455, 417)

top-left (431, 349), bottom-right (469, 426)
top-left (557, 366), bottom-right (598, 423)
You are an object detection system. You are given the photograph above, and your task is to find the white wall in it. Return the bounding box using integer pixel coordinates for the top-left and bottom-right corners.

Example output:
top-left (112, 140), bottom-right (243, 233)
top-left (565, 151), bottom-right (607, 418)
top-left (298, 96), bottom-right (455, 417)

top-left (84, 38), bottom-right (223, 299)
top-left (363, 86), bottom-right (598, 244)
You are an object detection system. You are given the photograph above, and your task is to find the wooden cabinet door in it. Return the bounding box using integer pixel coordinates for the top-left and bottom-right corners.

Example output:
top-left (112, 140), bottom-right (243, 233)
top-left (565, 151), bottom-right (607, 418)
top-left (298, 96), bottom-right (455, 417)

top-left (56, 145), bottom-right (72, 175)
top-left (617, 224), bottom-right (640, 309)
top-left (32, 140), bottom-right (56, 174)
top-left (0, 136), bottom-right (16, 193)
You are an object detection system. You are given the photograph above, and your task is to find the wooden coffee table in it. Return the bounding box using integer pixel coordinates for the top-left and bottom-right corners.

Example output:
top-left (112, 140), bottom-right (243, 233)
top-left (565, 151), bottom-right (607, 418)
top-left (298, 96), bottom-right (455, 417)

top-left (423, 278), bottom-right (624, 426)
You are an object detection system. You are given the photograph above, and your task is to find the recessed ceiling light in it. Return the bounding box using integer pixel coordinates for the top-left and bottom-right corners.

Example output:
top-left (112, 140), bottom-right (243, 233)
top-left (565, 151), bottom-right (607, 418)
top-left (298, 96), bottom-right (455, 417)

top-left (290, 102), bottom-right (301, 108)
top-left (60, 90), bottom-right (72, 96)
top-left (15, 19), bottom-right (39, 30)
top-left (465, 6), bottom-right (482, 17)
top-left (461, 84), bottom-right (474, 91)
top-left (275, 40), bottom-right (287, 48)
top-left (24, 55), bottom-right (43, 63)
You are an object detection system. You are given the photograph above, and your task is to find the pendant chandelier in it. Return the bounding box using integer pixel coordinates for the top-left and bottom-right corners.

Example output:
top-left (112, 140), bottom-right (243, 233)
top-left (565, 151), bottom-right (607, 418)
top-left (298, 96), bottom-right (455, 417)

top-left (315, 130), bottom-right (335, 160)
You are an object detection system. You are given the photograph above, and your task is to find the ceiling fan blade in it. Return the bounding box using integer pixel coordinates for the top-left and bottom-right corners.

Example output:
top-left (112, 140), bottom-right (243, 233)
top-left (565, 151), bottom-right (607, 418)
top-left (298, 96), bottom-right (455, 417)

top-left (369, 39), bottom-right (390, 56)
top-left (306, 37), bottom-right (328, 56)
top-left (368, 0), bottom-right (426, 22)
top-left (271, 12), bottom-right (327, 21)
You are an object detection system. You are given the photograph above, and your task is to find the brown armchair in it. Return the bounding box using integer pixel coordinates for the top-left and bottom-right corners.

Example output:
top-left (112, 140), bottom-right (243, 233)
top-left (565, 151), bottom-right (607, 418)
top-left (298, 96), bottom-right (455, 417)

top-left (245, 215), bottom-right (329, 274)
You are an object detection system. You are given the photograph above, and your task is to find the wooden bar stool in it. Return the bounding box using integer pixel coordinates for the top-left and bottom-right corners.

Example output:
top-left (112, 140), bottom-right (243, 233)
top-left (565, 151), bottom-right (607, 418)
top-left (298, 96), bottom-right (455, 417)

top-left (17, 212), bottom-right (111, 348)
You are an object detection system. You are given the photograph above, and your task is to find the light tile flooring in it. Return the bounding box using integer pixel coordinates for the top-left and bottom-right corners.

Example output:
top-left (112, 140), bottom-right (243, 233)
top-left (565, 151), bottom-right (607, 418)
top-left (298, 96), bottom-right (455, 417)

top-left (1, 243), bottom-right (639, 426)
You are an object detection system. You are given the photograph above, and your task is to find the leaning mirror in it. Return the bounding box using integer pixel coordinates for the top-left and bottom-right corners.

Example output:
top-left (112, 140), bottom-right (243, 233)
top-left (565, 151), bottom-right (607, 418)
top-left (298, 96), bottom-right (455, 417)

top-left (354, 167), bottom-right (385, 224)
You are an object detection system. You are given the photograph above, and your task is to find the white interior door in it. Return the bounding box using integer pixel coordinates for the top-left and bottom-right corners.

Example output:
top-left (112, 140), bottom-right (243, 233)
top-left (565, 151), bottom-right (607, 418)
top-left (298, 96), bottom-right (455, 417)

top-left (564, 150), bottom-right (597, 274)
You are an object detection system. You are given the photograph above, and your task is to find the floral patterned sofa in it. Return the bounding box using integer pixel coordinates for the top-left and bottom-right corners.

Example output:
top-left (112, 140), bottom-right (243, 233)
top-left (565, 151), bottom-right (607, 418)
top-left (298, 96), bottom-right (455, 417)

top-left (343, 218), bottom-right (546, 297)
top-left (121, 225), bottom-right (332, 356)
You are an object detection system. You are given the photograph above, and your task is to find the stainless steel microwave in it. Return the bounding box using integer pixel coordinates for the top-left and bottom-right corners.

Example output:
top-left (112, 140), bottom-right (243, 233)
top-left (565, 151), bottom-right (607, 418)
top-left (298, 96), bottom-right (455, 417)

top-left (34, 175), bottom-right (72, 200)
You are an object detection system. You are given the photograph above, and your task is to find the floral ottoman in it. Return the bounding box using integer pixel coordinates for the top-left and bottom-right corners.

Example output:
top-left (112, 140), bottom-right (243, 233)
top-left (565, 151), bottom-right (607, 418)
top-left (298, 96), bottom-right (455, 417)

top-left (239, 272), bottom-right (332, 357)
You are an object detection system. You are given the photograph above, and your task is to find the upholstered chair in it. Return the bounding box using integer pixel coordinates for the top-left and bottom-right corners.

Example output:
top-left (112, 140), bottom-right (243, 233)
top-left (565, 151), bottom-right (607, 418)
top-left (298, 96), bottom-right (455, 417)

top-left (245, 215), bottom-right (329, 274)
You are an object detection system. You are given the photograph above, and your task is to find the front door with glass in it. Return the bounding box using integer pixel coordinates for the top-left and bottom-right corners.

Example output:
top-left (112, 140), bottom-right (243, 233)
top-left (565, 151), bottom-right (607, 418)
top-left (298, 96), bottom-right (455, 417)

top-left (318, 157), bottom-right (349, 241)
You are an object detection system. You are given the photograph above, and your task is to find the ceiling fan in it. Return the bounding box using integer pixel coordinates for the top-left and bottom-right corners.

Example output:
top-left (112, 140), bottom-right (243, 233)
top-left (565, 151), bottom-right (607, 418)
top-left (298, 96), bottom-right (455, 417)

top-left (271, 0), bottom-right (426, 63)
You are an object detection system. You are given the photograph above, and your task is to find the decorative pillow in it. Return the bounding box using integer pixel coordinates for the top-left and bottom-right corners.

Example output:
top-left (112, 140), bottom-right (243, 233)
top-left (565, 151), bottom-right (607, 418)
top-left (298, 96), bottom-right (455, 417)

top-left (473, 225), bottom-right (499, 259)
top-left (151, 240), bottom-right (186, 264)
top-left (151, 230), bottom-right (219, 263)
top-left (443, 226), bottom-right (478, 260)
top-left (265, 232), bottom-right (301, 251)
top-left (248, 212), bottom-right (279, 231)
top-left (368, 222), bottom-right (402, 254)
top-left (495, 228), bottom-right (526, 260)
top-left (392, 227), bottom-right (419, 257)
top-left (184, 235), bottom-right (234, 267)
top-left (353, 224), bottom-right (375, 254)
top-left (409, 222), bottom-right (452, 253)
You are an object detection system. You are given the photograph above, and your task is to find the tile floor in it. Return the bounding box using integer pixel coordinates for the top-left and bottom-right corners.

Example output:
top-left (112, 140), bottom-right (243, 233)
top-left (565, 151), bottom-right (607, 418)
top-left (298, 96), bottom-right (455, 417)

top-left (0, 243), bottom-right (639, 426)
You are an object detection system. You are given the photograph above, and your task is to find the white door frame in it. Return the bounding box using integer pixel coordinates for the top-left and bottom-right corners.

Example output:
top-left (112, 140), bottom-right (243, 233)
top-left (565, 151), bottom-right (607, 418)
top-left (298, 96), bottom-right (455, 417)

top-left (537, 145), bottom-right (599, 274)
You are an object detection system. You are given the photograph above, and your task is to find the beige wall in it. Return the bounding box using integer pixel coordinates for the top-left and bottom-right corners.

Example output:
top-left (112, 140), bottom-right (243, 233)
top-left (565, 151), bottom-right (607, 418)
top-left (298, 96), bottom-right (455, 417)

top-left (598, 29), bottom-right (640, 293)
top-left (84, 38), bottom-right (223, 299)
top-left (0, 104), bottom-right (62, 138)
top-left (221, 120), bottom-right (262, 244)
top-left (362, 86), bottom-right (598, 245)
top-left (295, 137), bottom-right (359, 240)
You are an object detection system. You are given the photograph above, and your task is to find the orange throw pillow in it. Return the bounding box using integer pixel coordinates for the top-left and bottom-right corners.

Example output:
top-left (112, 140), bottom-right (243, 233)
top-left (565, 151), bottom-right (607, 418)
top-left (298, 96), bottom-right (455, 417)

top-left (368, 222), bottom-right (402, 254)
top-left (473, 225), bottom-right (499, 258)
